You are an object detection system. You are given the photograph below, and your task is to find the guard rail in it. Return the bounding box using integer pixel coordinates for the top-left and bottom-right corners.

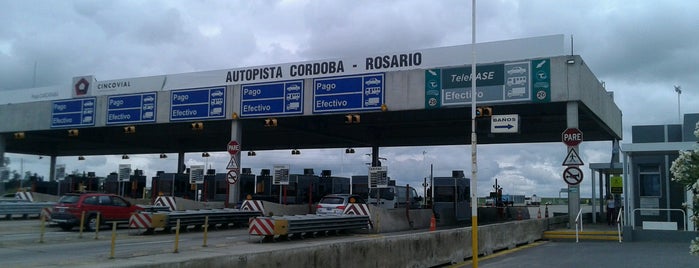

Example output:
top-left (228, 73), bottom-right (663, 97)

top-left (0, 201), bottom-right (55, 219)
top-left (130, 208), bottom-right (263, 233)
top-left (249, 214), bottom-right (371, 241)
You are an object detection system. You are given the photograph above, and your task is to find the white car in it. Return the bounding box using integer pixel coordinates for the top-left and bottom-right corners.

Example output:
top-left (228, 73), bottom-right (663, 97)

top-left (365, 77), bottom-right (381, 86)
top-left (315, 194), bottom-right (366, 215)
top-left (507, 67), bottom-right (526, 75)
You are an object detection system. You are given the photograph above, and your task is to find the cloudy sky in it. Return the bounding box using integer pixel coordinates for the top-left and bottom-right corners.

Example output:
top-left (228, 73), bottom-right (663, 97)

top-left (1, 0), bottom-right (698, 198)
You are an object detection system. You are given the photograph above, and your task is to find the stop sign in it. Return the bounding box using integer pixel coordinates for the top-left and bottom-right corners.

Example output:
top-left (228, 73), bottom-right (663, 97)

top-left (227, 140), bottom-right (240, 155)
top-left (562, 128), bottom-right (583, 147)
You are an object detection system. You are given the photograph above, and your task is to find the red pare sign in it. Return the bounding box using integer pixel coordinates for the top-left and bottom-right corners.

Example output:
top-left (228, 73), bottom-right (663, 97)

top-left (562, 128), bottom-right (583, 147)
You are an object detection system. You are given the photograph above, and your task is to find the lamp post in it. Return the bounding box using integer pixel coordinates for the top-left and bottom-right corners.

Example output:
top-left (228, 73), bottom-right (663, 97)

top-left (674, 85), bottom-right (682, 123)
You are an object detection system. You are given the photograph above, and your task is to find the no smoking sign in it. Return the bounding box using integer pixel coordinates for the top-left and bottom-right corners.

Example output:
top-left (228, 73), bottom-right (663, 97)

top-left (563, 166), bottom-right (583, 185)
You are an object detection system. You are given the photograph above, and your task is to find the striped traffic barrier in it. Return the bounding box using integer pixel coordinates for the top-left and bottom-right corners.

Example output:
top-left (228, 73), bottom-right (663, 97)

top-left (248, 218), bottom-right (275, 236)
top-left (129, 213), bottom-right (153, 229)
top-left (241, 200), bottom-right (265, 215)
top-left (343, 203), bottom-right (373, 229)
top-left (154, 196), bottom-right (177, 211)
top-left (15, 192), bottom-right (34, 202)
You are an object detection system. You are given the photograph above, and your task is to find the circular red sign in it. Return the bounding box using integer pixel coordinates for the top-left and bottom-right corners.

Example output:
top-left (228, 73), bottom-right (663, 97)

top-left (226, 170), bottom-right (239, 185)
top-left (562, 128), bottom-right (583, 147)
top-left (563, 166), bottom-right (583, 185)
top-left (227, 140), bottom-right (240, 155)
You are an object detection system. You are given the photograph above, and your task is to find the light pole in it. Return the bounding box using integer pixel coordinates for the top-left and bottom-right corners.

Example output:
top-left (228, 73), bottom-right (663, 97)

top-left (674, 85), bottom-right (682, 123)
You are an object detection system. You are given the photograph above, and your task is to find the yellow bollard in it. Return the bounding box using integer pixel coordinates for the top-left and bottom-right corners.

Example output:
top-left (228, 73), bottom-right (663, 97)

top-left (174, 219), bottom-right (180, 253)
top-left (94, 212), bottom-right (101, 240)
top-left (79, 211), bottom-right (86, 238)
top-left (203, 216), bottom-right (209, 247)
top-left (39, 214), bottom-right (46, 243)
top-left (109, 222), bottom-right (117, 259)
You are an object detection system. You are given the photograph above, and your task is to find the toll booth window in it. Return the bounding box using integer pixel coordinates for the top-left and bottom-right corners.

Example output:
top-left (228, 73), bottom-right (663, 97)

top-left (215, 181), bottom-right (227, 195)
top-left (434, 187), bottom-right (454, 202)
top-left (639, 165), bottom-right (661, 197)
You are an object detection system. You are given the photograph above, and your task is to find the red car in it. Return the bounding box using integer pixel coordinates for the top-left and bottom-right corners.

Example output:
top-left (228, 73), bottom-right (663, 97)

top-left (51, 193), bottom-right (143, 231)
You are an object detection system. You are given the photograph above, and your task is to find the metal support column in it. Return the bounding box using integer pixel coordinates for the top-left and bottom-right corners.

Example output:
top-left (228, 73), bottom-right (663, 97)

top-left (566, 101), bottom-right (580, 228)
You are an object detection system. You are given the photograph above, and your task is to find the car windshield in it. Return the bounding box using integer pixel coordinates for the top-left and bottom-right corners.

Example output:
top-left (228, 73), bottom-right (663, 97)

top-left (58, 195), bottom-right (80, 204)
top-left (319, 197), bottom-right (345, 205)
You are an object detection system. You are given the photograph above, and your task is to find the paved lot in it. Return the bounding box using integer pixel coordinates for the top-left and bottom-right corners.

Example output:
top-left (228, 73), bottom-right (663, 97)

top-left (455, 240), bottom-right (697, 268)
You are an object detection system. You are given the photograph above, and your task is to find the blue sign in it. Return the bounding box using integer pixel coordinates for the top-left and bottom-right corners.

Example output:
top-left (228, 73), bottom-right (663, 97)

top-left (106, 92), bottom-right (157, 125)
top-left (51, 97), bottom-right (96, 128)
top-left (240, 80), bottom-right (303, 117)
top-left (170, 87), bottom-right (226, 121)
top-left (313, 73), bottom-right (384, 113)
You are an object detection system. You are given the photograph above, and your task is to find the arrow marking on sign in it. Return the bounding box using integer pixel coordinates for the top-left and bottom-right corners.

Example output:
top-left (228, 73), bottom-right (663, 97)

top-left (494, 124), bottom-right (514, 129)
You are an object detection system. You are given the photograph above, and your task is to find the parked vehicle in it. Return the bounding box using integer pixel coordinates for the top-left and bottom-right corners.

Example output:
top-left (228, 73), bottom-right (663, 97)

top-left (368, 185), bottom-right (421, 209)
top-left (315, 194), bottom-right (365, 215)
top-left (51, 193), bottom-right (143, 231)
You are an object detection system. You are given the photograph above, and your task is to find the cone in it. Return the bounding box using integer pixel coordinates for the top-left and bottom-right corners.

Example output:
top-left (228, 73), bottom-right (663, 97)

top-left (537, 207), bottom-right (542, 219)
top-left (429, 214), bottom-right (436, 231)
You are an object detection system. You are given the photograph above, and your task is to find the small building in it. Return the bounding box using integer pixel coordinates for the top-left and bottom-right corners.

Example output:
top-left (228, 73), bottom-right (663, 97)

top-left (620, 113), bottom-right (698, 237)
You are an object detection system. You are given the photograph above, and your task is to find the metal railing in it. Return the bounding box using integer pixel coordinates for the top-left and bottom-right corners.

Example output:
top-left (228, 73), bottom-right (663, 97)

top-left (0, 202), bottom-right (55, 219)
top-left (574, 207), bottom-right (583, 243)
top-left (631, 208), bottom-right (687, 231)
top-left (616, 207), bottom-right (623, 242)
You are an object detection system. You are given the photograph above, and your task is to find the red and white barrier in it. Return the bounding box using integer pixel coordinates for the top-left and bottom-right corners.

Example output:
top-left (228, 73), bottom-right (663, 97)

top-left (248, 218), bottom-right (275, 236)
top-left (154, 196), bottom-right (177, 211)
top-left (241, 200), bottom-right (265, 215)
top-left (344, 203), bottom-right (373, 229)
top-left (129, 213), bottom-right (153, 229)
top-left (15, 192), bottom-right (34, 202)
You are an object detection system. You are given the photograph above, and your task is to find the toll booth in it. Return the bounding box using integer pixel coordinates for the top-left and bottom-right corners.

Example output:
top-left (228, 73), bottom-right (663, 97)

top-left (202, 170), bottom-right (229, 202)
top-left (104, 170), bottom-right (146, 198)
top-left (351, 175), bottom-right (369, 200)
top-left (237, 170), bottom-right (258, 203)
top-left (151, 172), bottom-right (195, 200)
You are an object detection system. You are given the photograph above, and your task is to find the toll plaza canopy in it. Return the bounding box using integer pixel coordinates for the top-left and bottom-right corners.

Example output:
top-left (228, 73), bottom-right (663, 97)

top-left (0, 35), bottom-right (621, 158)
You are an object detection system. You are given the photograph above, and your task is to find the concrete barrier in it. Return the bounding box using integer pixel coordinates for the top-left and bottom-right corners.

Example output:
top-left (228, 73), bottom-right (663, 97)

top-left (124, 217), bottom-right (553, 268)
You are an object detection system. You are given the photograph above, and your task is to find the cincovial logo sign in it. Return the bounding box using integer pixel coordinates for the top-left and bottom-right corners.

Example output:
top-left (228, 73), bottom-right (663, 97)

top-left (74, 78), bottom-right (90, 96)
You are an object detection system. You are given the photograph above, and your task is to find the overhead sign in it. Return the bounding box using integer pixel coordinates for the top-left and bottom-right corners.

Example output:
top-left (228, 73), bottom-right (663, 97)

top-left (118, 164), bottom-right (131, 182)
top-left (189, 165), bottom-right (205, 184)
top-left (313, 73), bottom-right (384, 113)
top-left (531, 59), bottom-right (551, 103)
top-left (163, 35), bottom-right (564, 90)
top-left (273, 165), bottom-right (290, 185)
top-left (227, 140), bottom-right (240, 155)
top-left (51, 97), bottom-right (96, 128)
top-left (562, 128), bottom-right (583, 147)
top-left (170, 87), bottom-right (226, 121)
top-left (240, 80), bottom-right (303, 117)
top-left (369, 166), bottom-right (389, 188)
top-left (491, 114), bottom-right (519, 133)
top-left (425, 60), bottom-right (543, 109)
top-left (106, 92), bottom-right (157, 125)
top-left (562, 147), bottom-right (584, 166)
top-left (610, 175), bottom-right (623, 194)
top-left (563, 166), bottom-right (583, 185)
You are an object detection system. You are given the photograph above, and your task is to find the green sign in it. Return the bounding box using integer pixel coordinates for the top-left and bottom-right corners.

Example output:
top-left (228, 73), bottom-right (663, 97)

top-left (425, 69), bottom-right (441, 109)
top-left (531, 59), bottom-right (550, 103)
top-left (424, 59), bottom-right (547, 109)
top-left (611, 175), bottom-right (623, 194)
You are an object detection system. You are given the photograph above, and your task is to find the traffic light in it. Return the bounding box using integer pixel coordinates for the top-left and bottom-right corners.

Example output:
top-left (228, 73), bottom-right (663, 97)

top-left (264, 118), bottom-right (278, 127)
top-left (476, 107), bottom-right (493, 117)
top-left (68, 129), bottom-right (79, 137)
top-left (191, 122), bottom-right (204, 130)
top-left (123, 125), bottom-right (136, 134)
top-left (344, 114), bottom-right (360, 124)
top-left (13, 132), bottom-right (25, 139)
